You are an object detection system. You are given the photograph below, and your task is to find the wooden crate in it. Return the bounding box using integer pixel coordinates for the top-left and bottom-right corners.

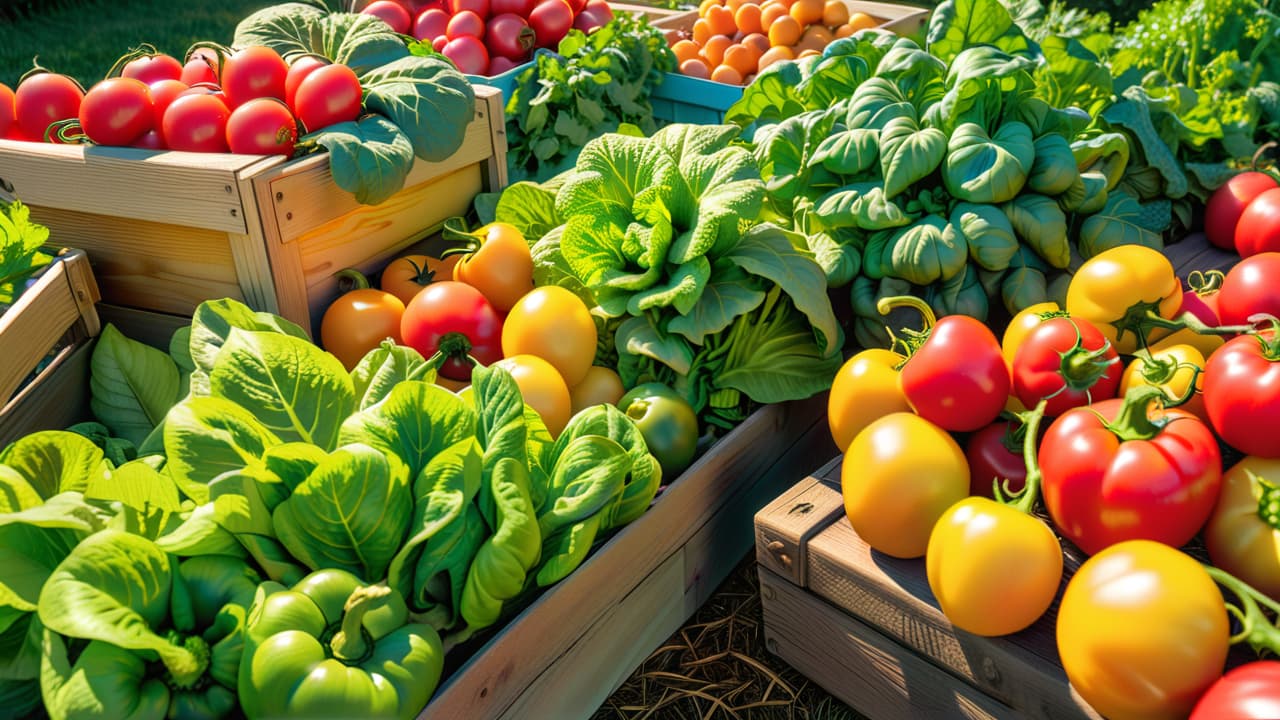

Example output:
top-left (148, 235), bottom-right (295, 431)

top-left (0, 85), bottom-right (506, 334)
top-left (0, 250), bottom-right (101, 446)
top-left (420, 392), bottom-right (838, 720)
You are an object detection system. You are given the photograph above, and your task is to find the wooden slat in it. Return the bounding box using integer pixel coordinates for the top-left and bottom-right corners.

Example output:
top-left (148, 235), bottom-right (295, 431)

top-left (760, 568), bottom-right (1015, 720)
top-left (0, 257), bottom-right (82, 404)
top-left (754, 456), bottom-right (845, 586)
top-left (60, 250), bottom-right (102, 337)
top-left (477, 83), bottom-right (510, 192)
top-left (263, 85), bottom-right (504, 244)
top-left (0, 140), bottom-right (280, 233)
top-left (96, 304), bottom-right (192, 352)
top-left (25, 205), bottom-right (244, 315)
top-left (0, 340), bottom-right (92, 447)
top-left (423, 394), bottom-right (828, 719)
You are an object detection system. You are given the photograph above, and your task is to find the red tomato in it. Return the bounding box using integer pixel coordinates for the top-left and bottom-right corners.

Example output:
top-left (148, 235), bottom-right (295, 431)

top-left (575, 0), bottom-right (614, 29)
top-left (1204, 329), bottom-right (1280, 457)
top-left (177, 85), bottom-right (229, 111)
top-left (442, 36), bottom-right (490, 75)
top-left (0, 83), bottom-right (14, 138)
top-left (1235, 187), bottom-right (1280, 258)
top-left (292, 64), bottom-right (361, 132)
top-left (433, 35), bottom-right (450, 52)
top-left (1206, 172), bottom-right (1278, 250)
top-left (121, 53), bottom-right (183, 85)
top-left (220, 46), bottom-right (288, 108)
top-left (15, 72), bottom-right (84, 141)
top-left (148, 79), bottom-right (188, 129)
top-left (487, 56), bottom-right (522, 75)
top-left (565, 0), bottom-right (588, 13)
top-left (78, 77), bottom-right (154, 146)
top-left (162, 94), bottom-right (231, 152)
top-left (1179, 278), bottom-right (1221, 327)
top-left (1217, 252), bottom-right (1280, 327)
top-left (284, 55), bottom-right (329, 109)
top-left (486, 13), bottom-right (537, 61)
top-left (180, 49), bottom-right (220, 86)
top-left (362, 0), bottom-right (413, 33)
top-left (1011, 316), bottom-right (1121, 417)
top-left (131, 129), bottom-right (165, 150)
top-left (1191, 661), bottom-right (1280, 720)
top-left (401, 281), bottom-right (503, 381)
top-left (449, 0), bottom-right (490, 19)
top-left (226, 98), bottom-right (297, 156)
top-left (898, 312), bottom-right (1009, 432)
top-left (964, 420), bottom-right (1027, 498)
top-left (491, 0), bottom-right (535, 14)
top-left (1040, 387), bottom-right (1222, 555)
top-left (412, 8), bottom-right (450, 41)
top-left (447, 10), bottom-right (486, 39)
top-left (529, 0), bottom-right (575, 48)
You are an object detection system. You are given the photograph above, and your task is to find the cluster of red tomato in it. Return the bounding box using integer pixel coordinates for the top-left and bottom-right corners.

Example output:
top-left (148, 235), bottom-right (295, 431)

top-left (320, 222), bottom-right (617, 438)
top-left (360, 0), bottom-right (615, 77)
top-left (829, 241), bottom-right (1280, 719)
top-left (0, 46), bottom-right (358, 155)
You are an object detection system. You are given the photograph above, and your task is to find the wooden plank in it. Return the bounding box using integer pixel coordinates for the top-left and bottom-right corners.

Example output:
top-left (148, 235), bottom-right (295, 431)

top-left (754, 456), bottom-right (845, 586)
top-left (0, 340), bottom-right (92, 447)
top-left (25, 205), bottom-right (245, 315)
top-left (264, 86), bottom-right (503, 244)
top-left (800, 463), bottom-right (1100, 719)
top-left (96, 304), bottom-right (191, 352)
top-left (496, 553), bottom-right (692, 720)
top-left (477, 83), bottom-right (510, 192)
top-left (760, 568), bottom-right (1016, 720)
top-left (423, 394), bottom-right (827, 719)
top-left (0, 256), bottom-right (86, 404)
top-left (0, 140), bottom-right (280, 233)
top-left (297, 164), bottom-right (483, 331)
top-left (61, 250), bottom-right (102, 337)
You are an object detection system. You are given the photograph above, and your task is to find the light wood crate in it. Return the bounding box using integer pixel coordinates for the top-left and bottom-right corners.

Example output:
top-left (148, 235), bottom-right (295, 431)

top-left (0, 250), bottom-right (101, 446)
top-left (0, 85), bottom-right (506, 333)
top-left (420, 393), bottom-right (837, 720)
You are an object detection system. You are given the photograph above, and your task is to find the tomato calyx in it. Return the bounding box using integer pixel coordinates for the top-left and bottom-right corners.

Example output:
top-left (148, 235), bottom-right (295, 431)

top-left (1248, 470), bottom-right (1280, 530)
top-left (1054, 320), bottom-right (1119, 394)
top-left (1129, 350), bottom-right (1204, 408)
top-left (1099, 384), bottom-right (1177, 442)
top-left (1203, 564), bottom-right (1280, 657)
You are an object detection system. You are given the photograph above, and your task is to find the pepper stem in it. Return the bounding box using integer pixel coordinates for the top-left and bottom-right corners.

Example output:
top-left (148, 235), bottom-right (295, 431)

top-left (331, 584), bottom-right (392, 664)
top-left (1204, 565), bottom-right (1280, 657)
top-left (1101, 385), bottom-right (1169, 442)
top-left (996, 399), bottom-right (1047, 515)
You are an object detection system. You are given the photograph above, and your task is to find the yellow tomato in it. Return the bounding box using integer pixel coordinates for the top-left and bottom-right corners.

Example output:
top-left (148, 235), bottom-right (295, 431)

top-left (569, 365), bottom-right (626, 414)
top-left (1149, 326), bottom-right (1225, 359)
top-left (827, 348), bottom-right (911, 452)
top-left (842, 413), bottom-right (968, 559)
top-left (1057, 540), bottom-right (1230, 720)
top-left (1000, 301), bottom-right (1064, 367)
top-left (1066, 245), bottom-right (1183, 355)
top-left (501, 286), bottom-right (598, 387)
top-left (1119, 343), bottom-right (1207, 423)
top-left (494, 354), bottom-right (572, 437)
top-left (926, 497), bottom-right (1063, 636)
top-left (1204, 457), bottom-right (1280, 601)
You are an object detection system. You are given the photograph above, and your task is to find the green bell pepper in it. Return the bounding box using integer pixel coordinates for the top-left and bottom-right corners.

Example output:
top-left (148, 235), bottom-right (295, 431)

top-left (238, 568), bottom-right (444, 720)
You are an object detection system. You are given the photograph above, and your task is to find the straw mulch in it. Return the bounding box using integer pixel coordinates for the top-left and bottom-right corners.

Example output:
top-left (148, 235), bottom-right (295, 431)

top-left (592, 555), bottom-right (865, 720)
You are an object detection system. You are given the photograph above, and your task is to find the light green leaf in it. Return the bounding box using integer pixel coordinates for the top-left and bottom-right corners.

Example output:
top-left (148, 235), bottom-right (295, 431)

top-left (350, 341), bottom-right (428, 411)
top-left (0, 431), bottom-right (107, 499)
top-left (210, 329), bottom-right (355, 450)
top-left (626, 257), bottom-right (711, 316)
top-left (164, 396), bottom-right (282, 504)
top-left (273, 444), bottom-right (412, 581)
top-left (469, 365), bottom-right (529, 528)
top-left (811, 129), bottom-right (880, 176)
top-left (459, 457), bottom-right (540, 633)
top-left (88, 324), bottom-right (180, 448)
top-left (494, 182), bottom-right (562, 242)
top-left (950, 202), bottom-right (1018, 272)
top-left (537, 436), bottom-right (629, 538)
top-left (188, 298), bottom-right (310, 381)
top-left (552, 404), bottom-right (661, 530)
top-left (716, 293), bottom-right (845, 403)
top-left (1004, 194), bottom-right (1070, 269)
top-left (887, 215), bottom-right (968, 286)
top-left (155, 503), bottom-right (245, 559)
top-left (338, 380), bottom-right (476, 483)
top-left (667, 261), bottom-right (766, 345)
top-left (85, 459), bottom-right (182, 515)
top-left (927, 0), bottom-right (1039, 64)
top-left (615, 317), bottom-right (695, 377)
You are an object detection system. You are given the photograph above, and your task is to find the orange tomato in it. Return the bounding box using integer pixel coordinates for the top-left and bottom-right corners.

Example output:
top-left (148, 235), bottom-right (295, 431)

top-left (734, 3), bottom-right (763, 34)
top-left (722, 44), bottom-right (757, 76)
top-left (847, 11), bottom-right (877, 30)
top-left (834, 22), bottom-right (856, 37)
top-left (451, 222), bottom-right (534, 313)
top-left (569, 366), bottom-right (626, 413)
top-left (692, 17), bottom-right (713, 44)
top-left (494, 354), bottom-right (572, 437)
top-left (741, 32), bottom-right (770, 56)
top-left (699, 0), bottom-right (720, 14)
top-left (760, 2), bottom-right (790, 30)
top-left (757, 45), bottom-right (794, 72)
top-left (672, 39), bottom-right (702, 64)
top-left (795, 24), bottom-right (832, 52)
top-left (821, 0), bottom-right (848, 26)
top-left (680, 57), bottom-right (712, 78)
top-left (790, 0), bottom-right (824, 25)
top-left (768, 15), bottom-right (802, 46)
top-left (797, 48), bottom-right (820, 57)
top-left (320, 287), bottom-right (405, 371)
top-left (724, 0), bottom-right (752, 12)
top-left (705, 4), bottom-right (738, 36)
top-left (701, 35), bottom-right (733, 67)
top-left (710, 64), bottom-right (744, 84)
top-left (379, 254), bottom-right (460, 305)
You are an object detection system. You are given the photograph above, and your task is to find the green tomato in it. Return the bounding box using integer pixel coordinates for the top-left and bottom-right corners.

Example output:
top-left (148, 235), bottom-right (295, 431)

top-left (618, 383), bottom-right (699, 479)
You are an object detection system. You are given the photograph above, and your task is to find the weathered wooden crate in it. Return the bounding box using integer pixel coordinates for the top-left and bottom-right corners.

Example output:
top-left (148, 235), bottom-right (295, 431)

top-left (0, 85), bottom-right (506, 333)
top-left (751, 236), bottom-right (1249, 720)
top-left (0, 249), bottom-right (101, 446)
top-left (420, 393), bottom-right (838, 720)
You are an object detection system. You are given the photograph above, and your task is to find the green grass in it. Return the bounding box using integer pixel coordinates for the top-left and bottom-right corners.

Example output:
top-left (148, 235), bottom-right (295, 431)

top-left (0, 0), bottom-right (279, 89)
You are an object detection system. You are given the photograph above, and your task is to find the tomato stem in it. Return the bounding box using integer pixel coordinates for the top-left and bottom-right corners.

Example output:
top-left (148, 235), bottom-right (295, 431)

top-left (1248, 470), bottom-right (1280, 530)
top-left (333, 268), bottom-right (372, 292)
top-left (997, 399), bottom-right (1047, 515)
top-left (1142, 310), bottom-right (1258, 337)
top-left (1057, 320), bottom-right (1119, 392)
top-left (877, 295), bottom-right (936, 361)
top-left (1186, 269), bottom-right (1225, 296)
top-left (1102, 385), bottom-right (1171, 442)
top-left (46, 118), bottom-right (88, 145)
top-left (104, 43), bottom-right (160, 81)
top-left (1204, 564), bottom-right (1280, 657)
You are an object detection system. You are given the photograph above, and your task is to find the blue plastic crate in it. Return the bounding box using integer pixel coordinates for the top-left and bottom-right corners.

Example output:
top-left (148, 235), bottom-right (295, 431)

top-left (465, 59), bottom-right (534, 107)
top-left (650, 72), bottom-right (744, 126)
